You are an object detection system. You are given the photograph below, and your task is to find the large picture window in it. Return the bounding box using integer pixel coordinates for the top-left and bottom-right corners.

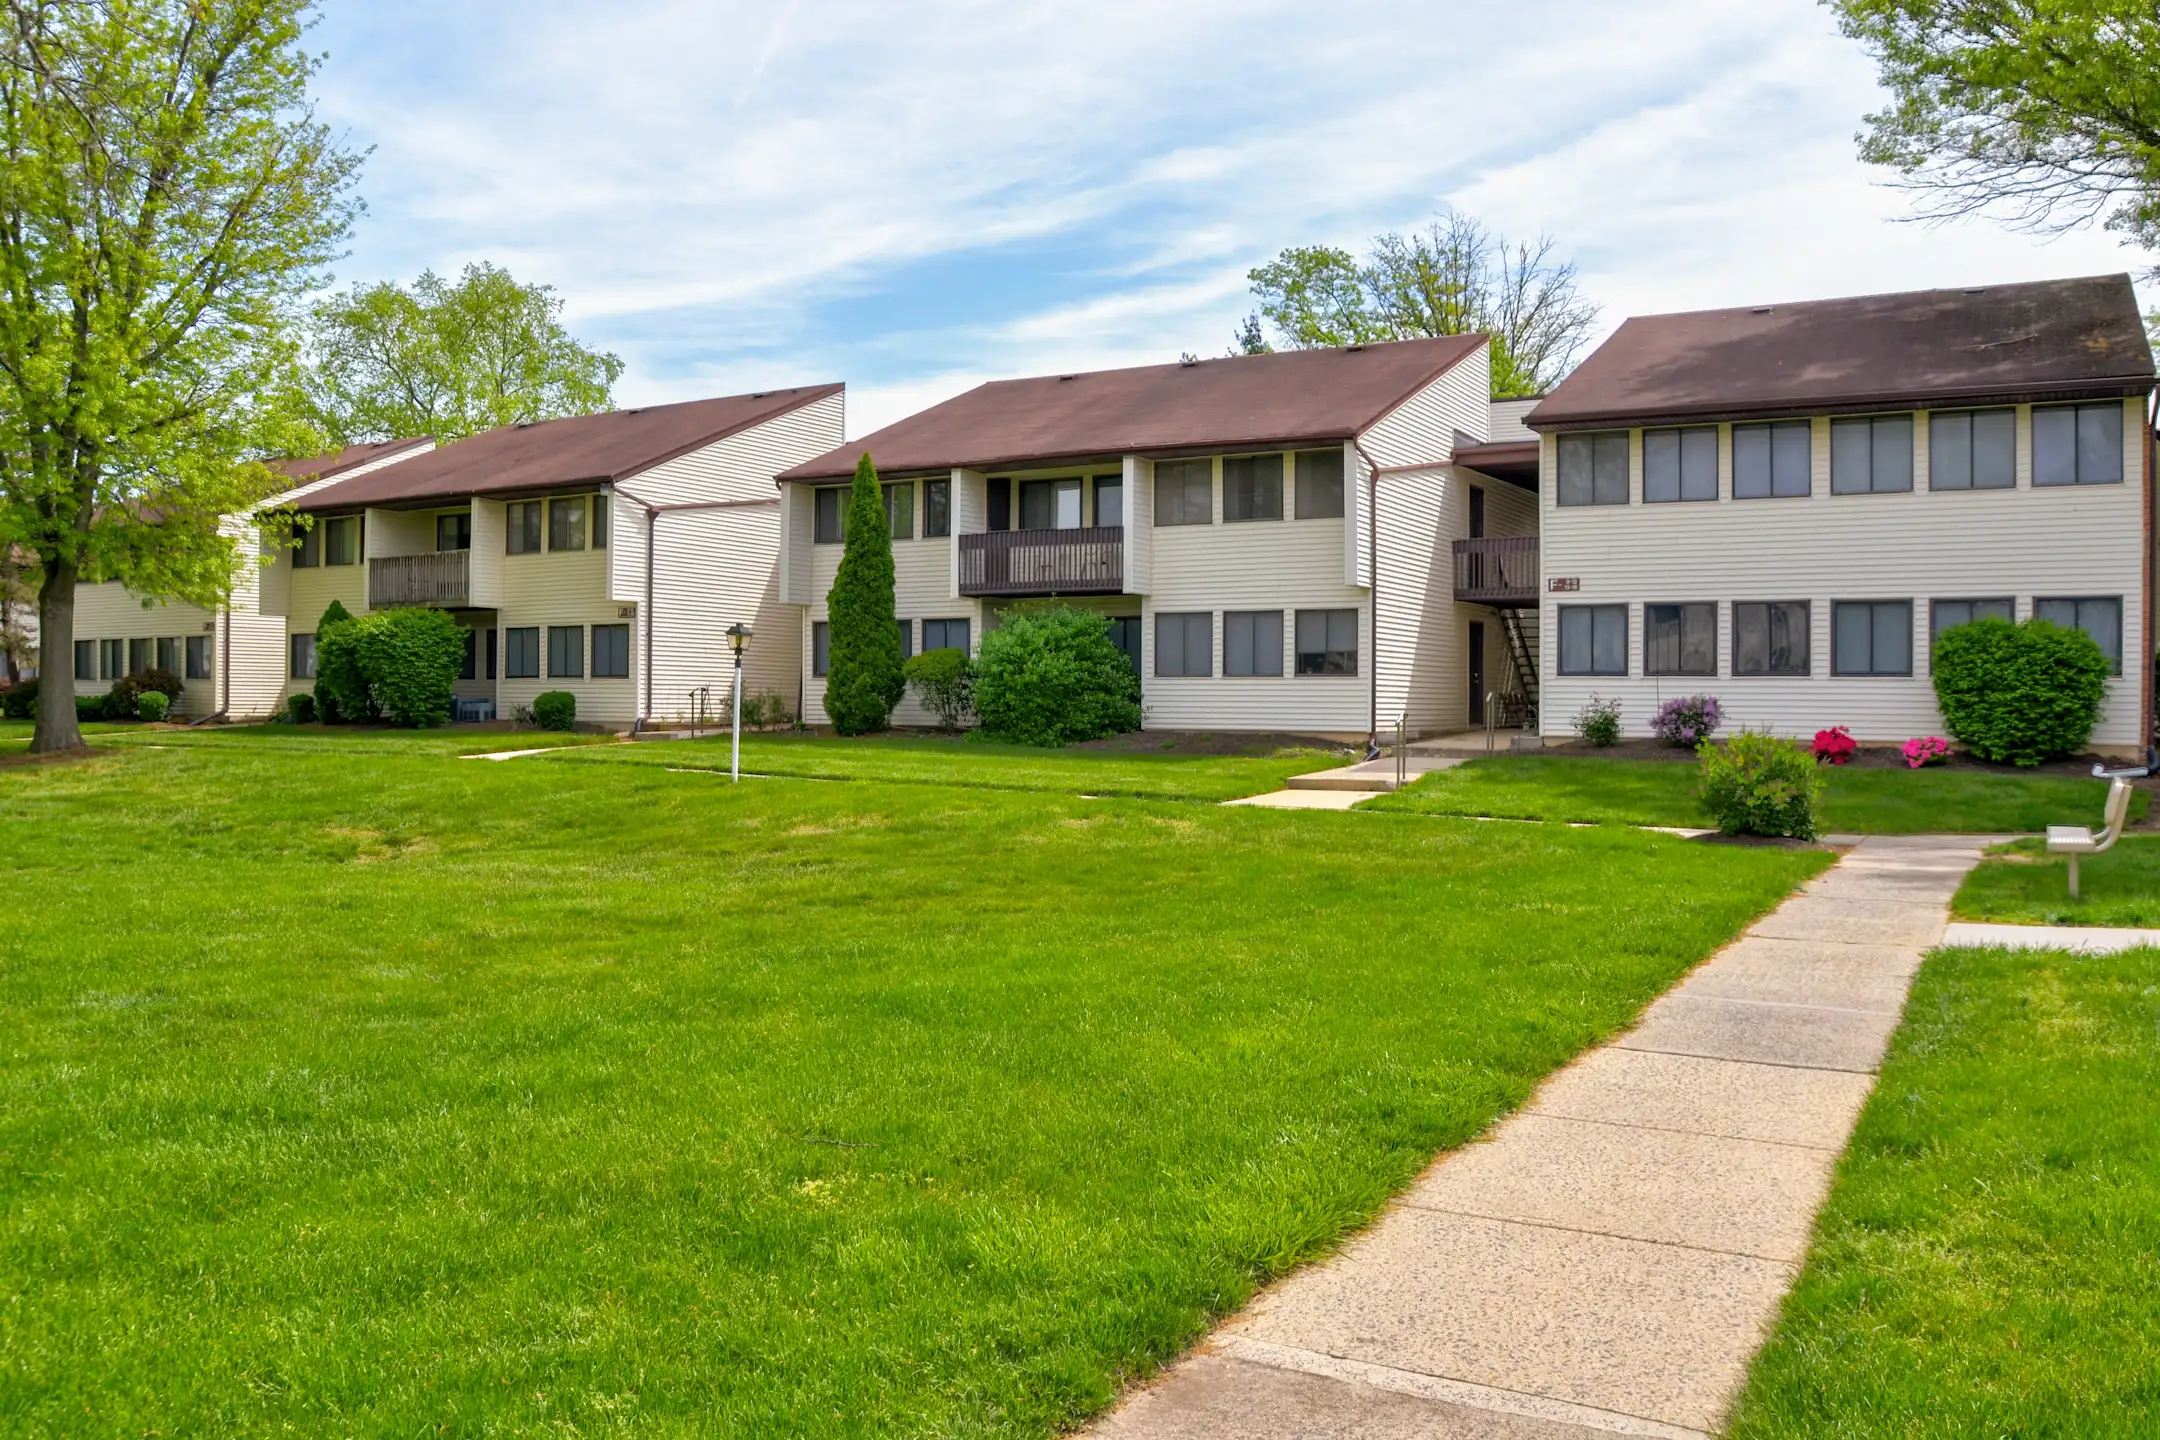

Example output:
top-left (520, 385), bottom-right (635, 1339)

top-left (1557, 431), bottom-right (1629, 506)
top-left (1929, 409), bottom-right (2016, 490)
top-left (1154, 611), bottom-right (1212, 676)
top-left (1154, 459), bottom-right (1212, 525)
top-left (1733, 601), bottom-right (1810, 676)
top-left (1295, 449), bottom-right (1345, 518)
top-left (1732, 420), bottom-right (1811, 498)
top-left (1222, 454), bottom-right (1284, 522)
top-left (592, 623), bottom-right (630, 678)
top-left (507, 502), bottom-right (543, 554)
top-left (1830, 414), bottom-right (1914, 494)
top-left (1294, 609), bottom-right (1358, 676)
top-left (504, 627), bottom-right (540, 679)
top-left (2033, 402), bottom-right (2124, 486)
top-left (1644, 603), bottom-right (1716, 675)
top-left (1223, 610), bottom-right (1284, 676)
top-left (547, 625), bottom-right (584, 678)
top-left (1832, 600), bottom-right (1913, 676)
top-left (813, 486), bottom-right (847, 544)
top-left (1558, 604), bottom-right (1627, 675)
top-left (2034, 596), bottom-right (2124, 674)
top-left (1643, 427), bottom-right (1717, 503)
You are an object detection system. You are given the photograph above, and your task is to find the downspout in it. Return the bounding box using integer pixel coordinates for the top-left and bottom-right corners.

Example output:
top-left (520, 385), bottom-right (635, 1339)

top-left (643, 504), bottom-right (656, 731)
top-left (2146, 391), bottom-right (2155, 749)
top-left (1354, 439), bottom-right (1382, 759)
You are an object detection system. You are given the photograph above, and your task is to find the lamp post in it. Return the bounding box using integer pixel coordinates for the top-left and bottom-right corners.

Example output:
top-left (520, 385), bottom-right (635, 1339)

top-left (725, 623), bottom-right (752, 783)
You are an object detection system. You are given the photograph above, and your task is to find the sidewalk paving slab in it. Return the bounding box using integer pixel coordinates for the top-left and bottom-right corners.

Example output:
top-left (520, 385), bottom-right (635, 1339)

top-left (1747, 893), bottom-right (1949, 947)
top-left (1223, 788), bottom-right (1370, 811)
top-left (1617, 992), bottom-right (1904, 1073)
top-left (1941, 920), bottom-right (2160, 953)
top-left (1669, 936), bottom-right (1922, 1013)
top-left (1525, 1048), bottom-right (1876, 1149)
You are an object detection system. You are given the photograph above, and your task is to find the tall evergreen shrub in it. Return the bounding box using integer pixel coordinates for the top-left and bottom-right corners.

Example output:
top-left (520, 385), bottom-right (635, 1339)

top-left (823, 452), bottom-right (904, 734)
top-left (313, 598), bottom-right (367, 721)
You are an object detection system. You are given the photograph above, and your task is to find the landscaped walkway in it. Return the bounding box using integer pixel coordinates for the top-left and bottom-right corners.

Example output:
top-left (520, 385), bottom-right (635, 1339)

top-left (1092, 835), bottom-right (1990, 1439)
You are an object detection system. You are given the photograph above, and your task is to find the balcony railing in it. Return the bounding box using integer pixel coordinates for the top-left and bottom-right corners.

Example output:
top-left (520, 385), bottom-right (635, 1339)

top-left (1452, 535), bottom-right (1538, 606)
top-left (959, 526), bottom-right (1123, 597)
top-left (370, 549), bottom-right (469, 609)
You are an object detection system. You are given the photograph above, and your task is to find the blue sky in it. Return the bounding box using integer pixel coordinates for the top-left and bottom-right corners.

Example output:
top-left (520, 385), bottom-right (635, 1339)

top-left (310, 0), bottom-right (2151, 437)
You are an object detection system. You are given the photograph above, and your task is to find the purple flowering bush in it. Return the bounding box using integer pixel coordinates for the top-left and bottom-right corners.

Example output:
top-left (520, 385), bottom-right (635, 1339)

top-left (1651, 694), bottom-right (1723, 748)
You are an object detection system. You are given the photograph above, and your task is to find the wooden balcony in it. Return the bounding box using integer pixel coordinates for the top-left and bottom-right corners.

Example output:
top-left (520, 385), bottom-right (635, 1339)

top-left (370, 550), bottom-right (469, 609)
top-left (1453, 535), bottom-right (1538, 606)
top-left (959, 526), bottom-right (1123, 597)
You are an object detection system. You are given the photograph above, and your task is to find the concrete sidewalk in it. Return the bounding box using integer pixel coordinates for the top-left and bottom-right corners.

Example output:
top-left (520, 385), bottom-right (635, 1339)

top-left (1090, 835), bottom-right (1988, 1439)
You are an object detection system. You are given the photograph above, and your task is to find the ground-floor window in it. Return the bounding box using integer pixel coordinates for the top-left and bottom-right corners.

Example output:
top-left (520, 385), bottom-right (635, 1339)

top-left (1732, 601), bottom-right (1809, 676)
top-left (101, 638), bottom-right (123, 680)
top-left (1644, 603), bottom-right (1715, 676)
top-left (505, 627), bottom-right (540, 679)
top-left (547, 626), bottom-right (584, 679)
top-left (74, 640), bottom-right (94, 680)
top-left (1831, 600), bottom-right (1913, 676)
top-left (289, 633), bottom-right (316, 680)
top-left (592, 624), bottom-right (630, 678)
top-left (1557, 605), bottom-right (1626, 676)
top-left (459, 629), bottom-right (478, 681)
top-left (1155, 612), bottom-right (1212, 677)
top-left (186, 634), bottom-right (213, 681)
top-left (1223, 610), bottom-right (1284, 677)
top-left (921, 617), bottom-right (969, 654)
top-left (1295, 609), bottom-right (1358, 676)
top-left (1928, 597), bottom-right (2013, 670)
top-left (156, 637), bottom-right (181, 674)
top-left (128, 638), bottom-right (152, 675)
top-left (895, 618), bottom-right (913, 660)
top-left (811, 621), bottom-right (829, 676)
top-left (1106, 615), bottom-right (1141, 674)
top-left (2034, 596), bottom-right (2123, 674)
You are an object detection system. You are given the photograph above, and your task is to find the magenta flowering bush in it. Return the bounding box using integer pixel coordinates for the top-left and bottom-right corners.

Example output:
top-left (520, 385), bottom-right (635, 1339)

top-left (1901, 735), bottom-right (1952, 769)
top-left (1651, 694), bottom-right (1723, 747)
top-left (1812, 726), bottom-right (1857, 765)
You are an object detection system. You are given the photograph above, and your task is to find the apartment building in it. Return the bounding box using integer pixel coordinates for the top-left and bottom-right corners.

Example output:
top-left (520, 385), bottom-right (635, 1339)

top-left (776, 336), bottom-right (1537, 738)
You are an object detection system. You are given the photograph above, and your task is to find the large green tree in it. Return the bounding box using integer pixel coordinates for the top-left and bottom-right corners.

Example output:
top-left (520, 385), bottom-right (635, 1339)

top-left (1242, 211), bottom-right (1601, 397)
top-left (303, 262), bottom-right (624, 445)
top-left (822, 452), bottom-right (903, 735)
top-left (0, 0), bottom-right (357, 753)
top-left (1829, 2), bottom-right (2160, 246)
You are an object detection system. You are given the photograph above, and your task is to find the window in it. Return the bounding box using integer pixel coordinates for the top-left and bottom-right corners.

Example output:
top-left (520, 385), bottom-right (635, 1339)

top-left (1468, 485), bottom-right (1485, 538)
top-left (323, 515), bottom-right (359, 565)
top-left (1093, 476), bottom-right (1122, 528)
top-left (549, 497), bottom-right (586, 551)
top-left (895, 618), bottom-right (913, 661)
top-left (986, 477), bottom-right (1011, 530)
top-left (507, 502), bottom-right (543, 554)
top-left (921, 617), bottom-right (970, 654)
top-left (1832, 600), bottom-right (1913, 676)
top-left (1106, 615), bottom-right (1142, 673)
top-left (813, 486), bottom-right (847, 543)
top-left (592, 495), bottom-right (609, 550)
top-left (885, 482), bottom-right (914, 540)
top-left (924, 479), bottom-right (951, 537)
top-left (1295, 609), bottom-right (1359, 676)
top-left (74, 640), bottom-right (93, 680)
top-left (185, 634), bottom-right (213, 681)
top-left (810, 621), bottom-right (830, 676)
top-left (1830, 414), bottom-right (1914, 494)
top-left (1154, 459), bottom-right (1212, 525)
top-left (1732, 420), bottom-right (1811, 498)
top-left (1019, 478), bottom-right (1080, 530)
top-left (592, 623), bottom-right (630, 678)
top-left (437, 512), bottom-right (472, 551)
top-left (1154, 611), bottom-right (1212, 677)
top-left (2035, 596), bottom-right (2124, 674)
top-left (1223, 610), bottom-right (1284, 676)
top-left (547, 625), bottom-right (584, 678)
top-left (1557, 431), bottom-right (1629, 506)
top-left (1929, 409), bottom-right (2016, 490)
top-left (1930, 597), bottom-right (2014, 658)
top-left (485, 627), bottom-right (497, 681)
top-left (128, 638), bottom-right (151, 675)
top-left (1222, 454), bottom-right (1284, 522)
top-left (2033, 402), bottom-right (2124, 486)
top-left (1733, 602), bottom-right (1810, 676)
top-left (1643, 426), bottom-right (1718, 503)
top-left (156, 636), bottom-right (181, 674)
top-left (289, 633), bottom-right (316, 680)
top-left (1558, 605), bottom-right (1627, 675)
top-left (100, 638), bottom-right (122, 681)
top-left (1644, 603), bottom-right (1716, 675)
top-left (459, 628), bottom-right (477, 681)
top-left (504, 627), bottom-right (540, 679)
top-left (293, 524), bottom-right (320, 567)
top-left (1294, 448), bottom-right (1347, 521)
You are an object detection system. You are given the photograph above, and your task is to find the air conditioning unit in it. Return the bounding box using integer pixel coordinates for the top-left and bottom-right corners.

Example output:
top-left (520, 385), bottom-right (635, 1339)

top-left (455, 697), bottom-right (497, 723)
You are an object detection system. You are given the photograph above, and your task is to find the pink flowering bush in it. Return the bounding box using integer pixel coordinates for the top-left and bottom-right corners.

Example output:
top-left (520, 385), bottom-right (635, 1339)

top-left (1901, 735), bottom-right (1952, 769)
top-left (1812, 726), bottom-right (1857, 765)
top-left (1651, 694), bottom-right (1723, 747)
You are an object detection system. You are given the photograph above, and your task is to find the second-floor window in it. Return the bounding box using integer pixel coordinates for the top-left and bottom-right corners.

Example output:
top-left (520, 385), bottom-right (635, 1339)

top-left (1643, 426), bottom-right (1717, 503)
top-left (1093, 476), bottom-right (1122, 527)
top-left (813, 486), bottom-right (847, 543)
top-left (1929, 409), bottom-right (2016, 490)
top-left (1155, 459), bottom-right (1212, 525)
top-left (437, 513), bottom-right (471, 551)
top-left (1019, 478), bottom-right (1079, 530)
top-left (885, 482), bottom-right (914, 539)
top-left (1557, 431), bottom-right (1628, 506)
top-left (1295, 449), bottom-right (1345, 518)
top-left (1830, 414), bottom-right (1914, 494)
top-left (549, 497), bottom-right (586, 551)
top-left (323, 515), bottom-right (360, 565)
top-left (293, 524), bottom-right (320, 567)
top-left (2033, 402), bottom-right (2123, 486)
top-left (507, 501), bottom-right (543, 554)
top-left (924, 479), bottom-right (951, 537)
top-left (1223, 454), bottom-right (1284, 522)
top-left (1733, 421), bottom-right (1811, 498)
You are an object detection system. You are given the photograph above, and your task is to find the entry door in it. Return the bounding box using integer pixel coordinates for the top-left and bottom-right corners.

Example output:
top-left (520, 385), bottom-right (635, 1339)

top-left (1468, 622), bottom-right (1486, 725)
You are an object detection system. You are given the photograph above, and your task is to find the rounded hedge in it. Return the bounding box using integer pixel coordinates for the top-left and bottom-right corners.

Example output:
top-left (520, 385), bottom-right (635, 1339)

top-left (970, 605), bottom-right (1140, 747)
top-left (134, 690), bottom-right (170, 723)
top-left (1697, 731), bottom-right (1822, 840)
top-left (1933, 617), bottom-right (2109, 766)
top-left (532, 691), bottom-right (577, 732)
top-left (316, 606), bottom-right (465, 728)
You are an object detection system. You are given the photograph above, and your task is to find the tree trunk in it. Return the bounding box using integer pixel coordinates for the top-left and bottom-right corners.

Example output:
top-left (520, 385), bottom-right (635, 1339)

top-left (30, 558), bottom-right (83, 753)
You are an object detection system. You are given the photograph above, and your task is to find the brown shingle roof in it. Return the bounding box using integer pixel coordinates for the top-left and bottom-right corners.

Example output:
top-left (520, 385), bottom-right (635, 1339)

top-left (1526, 274), bottom-right (2155, 430)
top-left (267, 437), bottom-right (433, 484)
top-left (777, 335), bottom-right (1487, 481)
top-left (295, 386), bottom-right (844, 510)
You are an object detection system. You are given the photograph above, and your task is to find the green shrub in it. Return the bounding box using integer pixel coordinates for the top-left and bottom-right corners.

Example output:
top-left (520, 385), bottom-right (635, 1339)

top-left (823, 452), bottom-right (905, 734)
top-left (739, 689), bottom-right (794, 730)
top-left (313, 599), bottom-right (367, 722)
top-left (353, 607), bottom-right (464, 727)
top-left (134, 691), bottom-right (170, 723)
top-left (903, 646), bottom-right (974, 730)
top-left (287, 692), bottom-right (317, 724)
top-left (1697, 731), bottom-right (1824, 840)
top-left (971, 605), bottom-right (1140, 747)
top-left (1934, 616), bottom-right (2110, 766)
top-left (0, 678), bottom-right (35, 720)
top-left (532, 691), bottom-right (577, 731)
top-left (106, 667), bottom-right (184, 719)
top-left (74, 694), bottom-right (106, 723)
top-left (1574, 694), bottom-right (1622, 747)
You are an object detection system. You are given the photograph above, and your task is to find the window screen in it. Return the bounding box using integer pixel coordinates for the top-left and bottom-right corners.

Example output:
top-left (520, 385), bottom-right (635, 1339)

top-left (1733, 602), bottom-right (1810, 676)
top-left (884, 482), bottom-right (914, 539)
top-left (813, 487), bottom-right (847, 543)
top-left (1558, 605), bottom-right (1626, 675)
top-left (1223, 454), bottom-right (1284, 522)
top-left (1557, 432), bottom-right (1629, 506)
top-left (592, 624), bottom-right (630, 678)
top-left (1929, 409), bottom-right (2016, 490)
top-left (1832, 601), bottom-right (1913, 676)
top-left (507, 502), bottom-right (543, 554)
top-left (1154, 459), bottom-right (1212, 525)
top-left (1223, 610), bottom-right (1284, 676)
top-left (1295, 449), bottom-right (1345, 518)
top-left (1643, 427), bottom-right (1717, 503)
top-left (1732, 421), bottom-right (1811, 498)
top-left (2033, 402), bottom-right (2124, 486)
top-left (924, 479), bottom-right (951, 537)
top-left (1294, 609), bottom-right (1358, 676)
top-left (504, 627), bottom-right (540, 679)
top-left (1644, 603), bottom-right (1716, 675)
top-left (1830, 414), bottom-right (1914, 494)
top-left (185, 634), bottom-right (213, 681)
top-left (548, 497), bottom-right (586, 551)
top-left (289, 633), bottom-right (316, 680)
top-left (2034, 596), bottom-right (2124, 674)
top-left (1154, 611), bottom-right (1212, 676)
top-left (921, 617), bottom-right (970, 654)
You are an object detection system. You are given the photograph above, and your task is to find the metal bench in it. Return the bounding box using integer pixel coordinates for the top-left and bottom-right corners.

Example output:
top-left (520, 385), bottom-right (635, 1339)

top-left (2048, 747), bottom-right (2155, 899)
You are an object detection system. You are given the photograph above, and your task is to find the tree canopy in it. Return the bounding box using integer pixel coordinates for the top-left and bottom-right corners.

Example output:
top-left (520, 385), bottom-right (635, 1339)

top-left (303, 262), bottom-right (625, 445)
top-left (1829, 1), bottom-right (2160, 247)
top-left (1240, 211), bottom-right (1601, 397)
top-left (0, 0), bottom-right (360, 752)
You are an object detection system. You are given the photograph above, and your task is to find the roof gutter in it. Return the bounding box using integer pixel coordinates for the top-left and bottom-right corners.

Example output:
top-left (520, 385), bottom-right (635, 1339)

top-left (1526, 375), bottom-right (2158, 434)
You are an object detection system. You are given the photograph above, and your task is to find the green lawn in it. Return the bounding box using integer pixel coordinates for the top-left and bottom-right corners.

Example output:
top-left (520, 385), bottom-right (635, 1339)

top-left (1368, 755), bottom-right (2146, 835)
top-left (1730, 943), bottom-right (2160, 1437)
top-left (1952, 835), bottom-right (2160, 928)
top-left (0, 738), bottom-right (1826, 1437)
